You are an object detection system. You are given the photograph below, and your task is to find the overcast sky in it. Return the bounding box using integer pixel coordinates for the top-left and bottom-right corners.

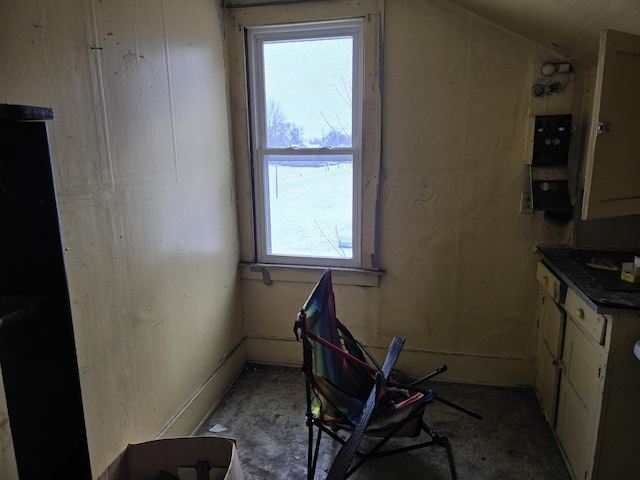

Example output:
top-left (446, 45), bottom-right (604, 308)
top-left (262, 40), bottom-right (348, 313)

top-left (263, 36), bottom-right (353, 142)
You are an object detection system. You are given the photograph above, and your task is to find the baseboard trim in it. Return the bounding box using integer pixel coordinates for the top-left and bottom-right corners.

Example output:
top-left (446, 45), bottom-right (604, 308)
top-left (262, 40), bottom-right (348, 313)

top-left (247, 337), bottom-right (535, 387)
top-left (155, 340), bottom-right (247, 439)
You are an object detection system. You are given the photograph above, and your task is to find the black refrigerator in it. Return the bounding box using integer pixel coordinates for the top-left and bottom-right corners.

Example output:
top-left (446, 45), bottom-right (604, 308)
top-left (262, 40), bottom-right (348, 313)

top-left (0, 104), bottom-right (91, 479)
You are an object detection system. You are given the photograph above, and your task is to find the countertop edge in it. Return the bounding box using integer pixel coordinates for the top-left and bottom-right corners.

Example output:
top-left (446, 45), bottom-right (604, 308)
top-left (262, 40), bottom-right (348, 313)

top-left (538, 250), bottom-right (640, 316)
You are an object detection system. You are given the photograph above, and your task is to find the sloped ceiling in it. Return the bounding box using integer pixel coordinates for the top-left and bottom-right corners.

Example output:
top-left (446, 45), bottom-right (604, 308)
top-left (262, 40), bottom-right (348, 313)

top-left (448, 0), bottom-right (640, 67)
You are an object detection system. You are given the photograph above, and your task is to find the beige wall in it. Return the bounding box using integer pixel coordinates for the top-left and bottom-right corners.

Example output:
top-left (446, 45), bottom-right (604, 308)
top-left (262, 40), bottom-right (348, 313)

top-left (0, 0), bottom-right (597, 477)
top-left (378, 0), bottom-right (573, 379)
top-left (0, 0), bottom-right (245, 477)
top-left (238, 0), bottom-right (573, 385)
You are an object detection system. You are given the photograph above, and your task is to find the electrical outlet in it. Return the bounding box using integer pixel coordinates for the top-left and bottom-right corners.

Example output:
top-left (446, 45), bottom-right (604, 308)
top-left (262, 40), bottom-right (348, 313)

top-left (520, 192), bottom-right (532, 213)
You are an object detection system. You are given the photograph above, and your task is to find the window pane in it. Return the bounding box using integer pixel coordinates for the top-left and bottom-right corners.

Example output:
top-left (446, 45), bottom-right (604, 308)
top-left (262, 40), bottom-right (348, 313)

top-left (265, 154), bottom-right (353, 259)
top-left (263, 37), bottom-right (352, 148)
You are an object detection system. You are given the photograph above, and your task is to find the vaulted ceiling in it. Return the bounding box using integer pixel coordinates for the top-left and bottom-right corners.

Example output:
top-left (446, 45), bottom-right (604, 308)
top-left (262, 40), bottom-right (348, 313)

top-left (228, 0), bottom-right (640, 67)
top-left (448, 0), bottom-right (640, 67)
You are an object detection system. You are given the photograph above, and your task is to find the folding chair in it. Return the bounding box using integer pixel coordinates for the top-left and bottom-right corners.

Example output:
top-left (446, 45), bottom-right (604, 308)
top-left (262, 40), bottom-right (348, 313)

top-left (293, 270), bottom-right (480, 480)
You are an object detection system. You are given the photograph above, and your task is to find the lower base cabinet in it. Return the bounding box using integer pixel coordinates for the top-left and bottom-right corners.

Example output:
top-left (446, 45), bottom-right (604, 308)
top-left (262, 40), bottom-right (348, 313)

top-left (535, 289), bottom-right (565, 426)
top-left (555, 315), bottom-right (607, 480)
top-left (535, 263), bottom-right (640, 480)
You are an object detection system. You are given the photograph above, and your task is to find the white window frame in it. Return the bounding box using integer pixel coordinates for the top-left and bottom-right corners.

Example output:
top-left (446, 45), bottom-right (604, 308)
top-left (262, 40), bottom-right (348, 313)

top-left (247, 20), bottom-right (364, 268)
top-left (227, 1), bottom-right (383, 275)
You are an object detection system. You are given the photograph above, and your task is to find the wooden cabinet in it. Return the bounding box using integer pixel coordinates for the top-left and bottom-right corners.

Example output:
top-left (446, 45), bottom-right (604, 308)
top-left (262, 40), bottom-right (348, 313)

top-left (535, 263), bottom-right (566, 426)
top-left (581, 29), bottom-right (640, 220)
top-left (555, 299), bottom-right (607, 480)
top-left (540, 284), bottom-right (640, 480)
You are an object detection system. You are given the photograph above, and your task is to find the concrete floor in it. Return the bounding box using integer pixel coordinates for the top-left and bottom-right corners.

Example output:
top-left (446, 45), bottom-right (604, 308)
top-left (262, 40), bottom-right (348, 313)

top-left (197, 364), bottom-right (572, 480)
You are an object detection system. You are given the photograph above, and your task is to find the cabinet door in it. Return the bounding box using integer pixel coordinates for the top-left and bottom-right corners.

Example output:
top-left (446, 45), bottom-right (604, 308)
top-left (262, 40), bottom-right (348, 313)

top-left (582, 29), bottom-right (640, 219)
top-left (556, 317), bottom-right (607, 480)
top-left (535, 292), bottom-right (565, 426)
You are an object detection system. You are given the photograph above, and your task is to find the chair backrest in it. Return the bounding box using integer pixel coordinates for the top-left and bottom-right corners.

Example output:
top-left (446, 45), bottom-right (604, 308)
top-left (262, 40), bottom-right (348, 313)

top-left (296, 270), bottom-right (377, 425)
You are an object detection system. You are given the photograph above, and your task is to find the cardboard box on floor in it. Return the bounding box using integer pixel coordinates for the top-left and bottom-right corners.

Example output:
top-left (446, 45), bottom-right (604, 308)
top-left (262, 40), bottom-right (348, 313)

top-left (98, 437), bottom-right (244, 480)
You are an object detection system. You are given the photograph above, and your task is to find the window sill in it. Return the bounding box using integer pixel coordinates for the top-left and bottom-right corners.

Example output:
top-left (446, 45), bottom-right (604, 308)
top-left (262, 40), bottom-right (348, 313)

top-left (239, 262), bottom-right (383, 287)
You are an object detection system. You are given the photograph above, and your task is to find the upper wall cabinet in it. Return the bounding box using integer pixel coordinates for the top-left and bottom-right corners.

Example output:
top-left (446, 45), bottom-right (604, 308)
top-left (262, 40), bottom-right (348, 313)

top-left (581, 30), bottom-right (640, 220)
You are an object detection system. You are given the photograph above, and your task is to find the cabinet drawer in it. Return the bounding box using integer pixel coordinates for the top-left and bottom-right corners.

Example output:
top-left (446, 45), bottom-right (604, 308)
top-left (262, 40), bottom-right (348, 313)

top-left (564, 289), bottom-right (607, 345)
top-left (536, 262), bottom-right (566, 303)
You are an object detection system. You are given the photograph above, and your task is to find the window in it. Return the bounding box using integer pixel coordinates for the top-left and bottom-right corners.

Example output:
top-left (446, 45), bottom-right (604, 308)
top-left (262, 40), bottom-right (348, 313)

top-left (247, 20), bottom-right (364, 267)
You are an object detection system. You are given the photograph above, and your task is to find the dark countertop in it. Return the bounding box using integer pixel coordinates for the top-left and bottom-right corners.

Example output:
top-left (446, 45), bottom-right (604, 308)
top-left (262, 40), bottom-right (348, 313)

top-left (537, 246), bottom-right (640, 314)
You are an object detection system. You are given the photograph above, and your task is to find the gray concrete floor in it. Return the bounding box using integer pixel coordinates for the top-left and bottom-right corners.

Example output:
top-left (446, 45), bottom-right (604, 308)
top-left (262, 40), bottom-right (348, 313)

top-left (197, 364), bottom-right (571, 480)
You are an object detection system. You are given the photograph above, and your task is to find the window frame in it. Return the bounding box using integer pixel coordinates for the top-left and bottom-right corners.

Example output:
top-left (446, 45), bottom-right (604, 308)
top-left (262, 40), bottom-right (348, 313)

top-left (247, 20), bottom-right (364, 268)
top-left (226, 0), bottom-right (383, 274)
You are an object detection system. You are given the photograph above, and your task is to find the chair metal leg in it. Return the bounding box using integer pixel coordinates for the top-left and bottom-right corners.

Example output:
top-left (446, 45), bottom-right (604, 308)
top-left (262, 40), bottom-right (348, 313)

top-left (343, 414), bottom-right (459, 480)
top-left (305, 377), bottom-right (322, 480)
top-left (442, 436), bottom-right (458, 480)
top-left (310, 424), bottom-right (323, 479)
top-left (422, 420), bottom-right (457, 480)
top-left (309, 414), bottom-right (459, 480)
top-left (307, 419), bottom-right (315, 480)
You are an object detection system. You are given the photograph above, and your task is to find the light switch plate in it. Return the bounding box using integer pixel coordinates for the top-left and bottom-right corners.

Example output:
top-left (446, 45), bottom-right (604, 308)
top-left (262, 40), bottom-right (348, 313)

top-left (520, 192), bottom-right (532, 213)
